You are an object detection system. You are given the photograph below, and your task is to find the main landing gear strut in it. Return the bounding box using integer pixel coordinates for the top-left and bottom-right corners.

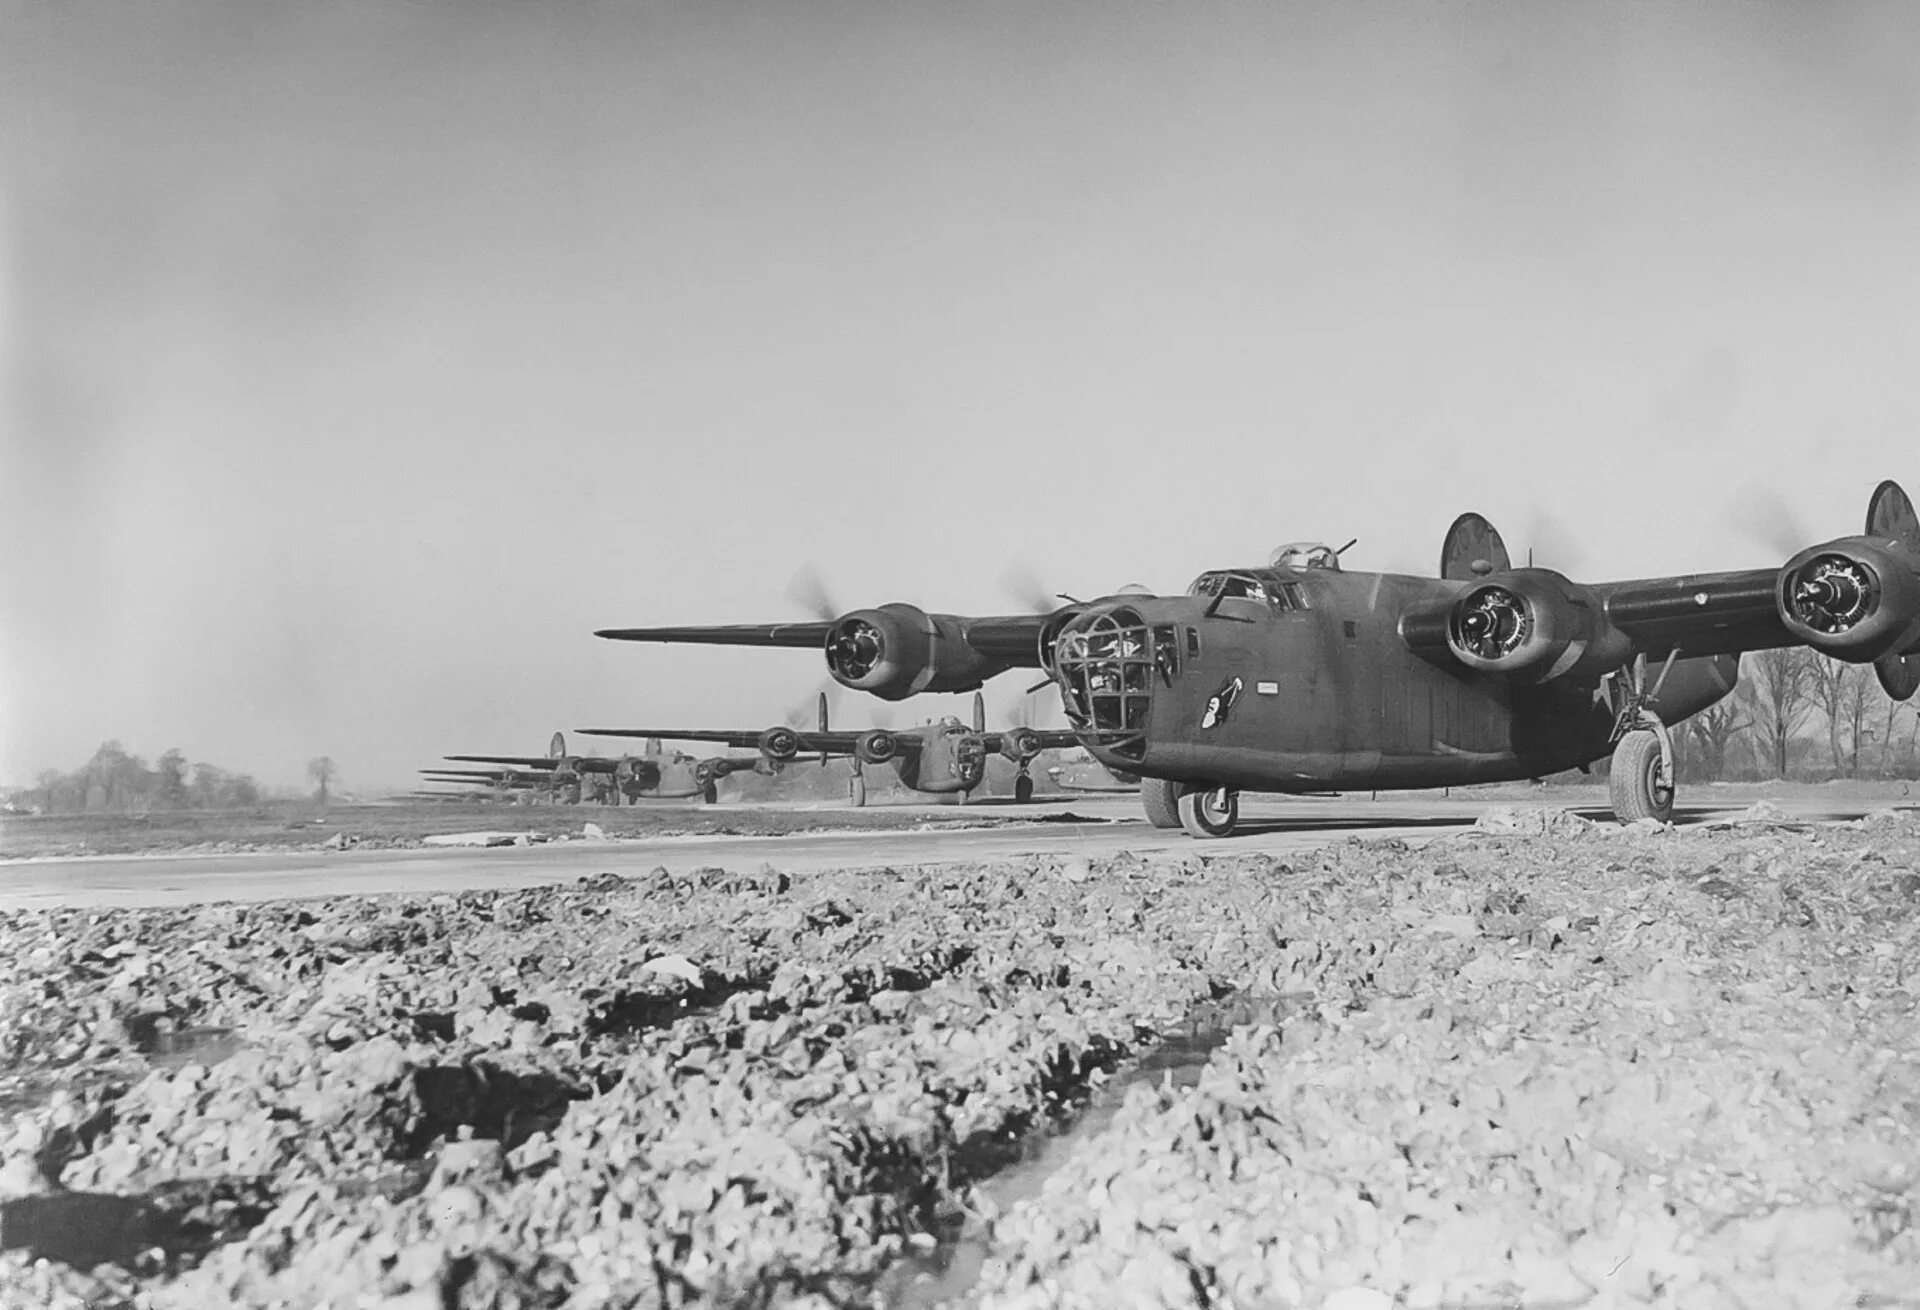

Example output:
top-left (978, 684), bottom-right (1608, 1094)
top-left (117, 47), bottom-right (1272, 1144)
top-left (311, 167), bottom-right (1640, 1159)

top-left (1604, 653), bottom-right (1677, 824)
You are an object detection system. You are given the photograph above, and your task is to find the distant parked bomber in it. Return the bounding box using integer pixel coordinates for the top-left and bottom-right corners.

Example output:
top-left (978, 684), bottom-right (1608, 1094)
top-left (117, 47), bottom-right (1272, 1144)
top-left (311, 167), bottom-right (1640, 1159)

top-left (445, 732), bottom-right (758, 805)
top-left (594, 481), bottom-right (1920, 836)
top-left (581, 692), bottom-right (1080, 805)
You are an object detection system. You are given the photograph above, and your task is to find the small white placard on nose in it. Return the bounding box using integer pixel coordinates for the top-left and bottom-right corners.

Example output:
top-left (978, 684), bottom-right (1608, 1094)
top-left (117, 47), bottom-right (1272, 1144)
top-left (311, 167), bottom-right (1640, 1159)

top-left (1256, 681), bottom-right (1279, 695)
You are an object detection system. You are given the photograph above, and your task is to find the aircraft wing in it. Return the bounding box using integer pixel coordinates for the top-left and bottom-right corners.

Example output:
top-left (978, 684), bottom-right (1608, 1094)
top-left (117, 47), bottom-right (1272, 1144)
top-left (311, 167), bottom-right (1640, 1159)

top-left (594, 623), bottom-right (833, 647)
top-left (577, 727), bottom-right (864, 757)
top-left (443, 754), bottom-right (622, 774)
top-left (1592, 568), bottom-right (1791, 658)
top-left (980, 729), bottom-right (1084, 752)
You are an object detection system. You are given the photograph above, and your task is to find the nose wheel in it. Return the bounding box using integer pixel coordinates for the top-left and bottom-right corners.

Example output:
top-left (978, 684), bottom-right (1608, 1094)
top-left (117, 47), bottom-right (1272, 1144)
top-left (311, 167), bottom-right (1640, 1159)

top-left (1014, 771), bottom-right (1034, 804)
top-left (1176, 784), bottom-right (1239, 839)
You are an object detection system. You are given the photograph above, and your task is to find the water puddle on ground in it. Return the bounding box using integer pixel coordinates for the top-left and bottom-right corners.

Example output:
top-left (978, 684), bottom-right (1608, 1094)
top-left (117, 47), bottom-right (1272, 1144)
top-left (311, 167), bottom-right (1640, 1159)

top-left (0, 1178), bottom-right (275, 1272)
top-left (141, 1025), bottom-right (246, 1070)
top-left (876, 992), bottom-right (1293, 1308)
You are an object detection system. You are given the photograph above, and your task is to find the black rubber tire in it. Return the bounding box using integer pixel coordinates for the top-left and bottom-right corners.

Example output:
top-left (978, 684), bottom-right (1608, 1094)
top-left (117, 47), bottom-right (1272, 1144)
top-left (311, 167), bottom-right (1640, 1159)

top-left (1609, 730), bottom-right (1674, 824)
top-left (1014, 773), bottom-right (1034, 804)
top-left (848, 774), bottom-right (867, 808)
top-left (702, 782), bottom-right (719, 806)
top-left (1177, 785), bottom-right (1239, 839)
top-left (1141, 777), bottom-right (1182, 829)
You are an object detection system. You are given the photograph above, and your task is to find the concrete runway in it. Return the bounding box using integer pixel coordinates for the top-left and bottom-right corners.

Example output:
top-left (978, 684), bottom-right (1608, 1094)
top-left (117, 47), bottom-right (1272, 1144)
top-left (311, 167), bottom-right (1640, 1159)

top-left (1, 793), bottom-right (1906, 911)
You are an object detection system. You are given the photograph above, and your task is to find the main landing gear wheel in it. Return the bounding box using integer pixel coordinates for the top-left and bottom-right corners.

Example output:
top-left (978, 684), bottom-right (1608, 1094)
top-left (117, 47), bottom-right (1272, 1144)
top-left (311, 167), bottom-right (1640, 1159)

top-left (1609, 729), bottom-right (1674, 824)
top-left (848, 774), bottom-right (867, 808)
top-left (1014, 772), bottom-right (1034, 804)
top-left (1176, 784), bottom-right (1239, 839)
top-left (1141, 777), bottom-right (1181, 829)
top-left (702, 782), bottom-right (719, 806)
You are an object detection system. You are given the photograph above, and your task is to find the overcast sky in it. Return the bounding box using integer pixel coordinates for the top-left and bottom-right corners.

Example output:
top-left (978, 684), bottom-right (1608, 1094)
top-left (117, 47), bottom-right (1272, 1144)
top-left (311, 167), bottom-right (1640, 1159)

top-left (3, 0), bottom-right (1916, 791)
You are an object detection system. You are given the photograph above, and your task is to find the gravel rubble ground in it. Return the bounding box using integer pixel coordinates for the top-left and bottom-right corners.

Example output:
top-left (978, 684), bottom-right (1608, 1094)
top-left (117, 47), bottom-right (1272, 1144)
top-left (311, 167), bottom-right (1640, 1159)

top-left (3, 808), bottom-right (1919, 1308)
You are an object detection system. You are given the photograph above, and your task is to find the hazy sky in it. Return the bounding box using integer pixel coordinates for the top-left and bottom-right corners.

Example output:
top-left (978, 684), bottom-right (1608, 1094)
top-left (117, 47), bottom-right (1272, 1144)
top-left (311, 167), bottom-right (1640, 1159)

top-left (3, 1), bottom-right (1916, 791)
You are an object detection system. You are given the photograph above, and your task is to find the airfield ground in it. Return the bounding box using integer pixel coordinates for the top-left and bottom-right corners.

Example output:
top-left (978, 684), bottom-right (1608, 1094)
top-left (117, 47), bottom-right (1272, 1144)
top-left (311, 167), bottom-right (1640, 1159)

top-left (3, 789), bottom-right (1920, 1308)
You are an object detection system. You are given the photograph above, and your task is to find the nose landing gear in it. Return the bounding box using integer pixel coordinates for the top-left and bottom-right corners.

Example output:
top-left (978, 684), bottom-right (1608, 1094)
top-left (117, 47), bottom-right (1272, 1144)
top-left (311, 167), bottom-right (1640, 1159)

top-left (1176, 783), bottom-right (1239, 839)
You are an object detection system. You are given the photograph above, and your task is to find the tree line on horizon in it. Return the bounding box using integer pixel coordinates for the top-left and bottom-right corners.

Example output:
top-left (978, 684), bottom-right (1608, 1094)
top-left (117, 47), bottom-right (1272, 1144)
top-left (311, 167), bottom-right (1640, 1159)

top-left (7, 742), bottom-right (270, 816)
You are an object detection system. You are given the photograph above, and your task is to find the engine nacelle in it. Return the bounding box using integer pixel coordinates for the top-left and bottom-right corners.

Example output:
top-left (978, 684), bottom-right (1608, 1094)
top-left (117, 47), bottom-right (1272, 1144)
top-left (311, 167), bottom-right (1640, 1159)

top-left (1777, 537), bottom-right (1920, 661)
top-left (999, 726), bottom-right (1043, 764)
top-left (855, 729), bottom-right (899, 765)
top-left (825, 603), bottom-right (1002, 700)
top-left (1444, 568), bottom-right (1632, 683)
top-left (757, 726), bottom-right (802, 763)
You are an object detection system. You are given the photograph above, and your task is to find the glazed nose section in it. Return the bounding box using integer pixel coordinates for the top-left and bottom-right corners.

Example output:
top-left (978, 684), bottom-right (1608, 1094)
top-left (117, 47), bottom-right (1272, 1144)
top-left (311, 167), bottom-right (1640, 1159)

top-left (1051, 605), bottom-right (1153, 759)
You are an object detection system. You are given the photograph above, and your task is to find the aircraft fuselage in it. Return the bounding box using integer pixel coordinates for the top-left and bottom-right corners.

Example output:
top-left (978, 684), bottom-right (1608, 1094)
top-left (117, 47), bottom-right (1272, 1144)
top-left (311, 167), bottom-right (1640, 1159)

top-left (1054, 564), bottom-right (1738, 792)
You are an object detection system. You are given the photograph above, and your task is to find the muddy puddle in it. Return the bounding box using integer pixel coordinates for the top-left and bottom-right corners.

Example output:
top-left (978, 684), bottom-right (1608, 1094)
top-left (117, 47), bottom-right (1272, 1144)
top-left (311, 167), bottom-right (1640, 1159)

top-left (876, 993), bottom-right (1293, 1308)
top-left (140, 1025), bottom-right (245, 1070)
top-left (0, 1027), bottom-right (244, 1117)
top-left (0, 1178), bottom-right (275, 1272)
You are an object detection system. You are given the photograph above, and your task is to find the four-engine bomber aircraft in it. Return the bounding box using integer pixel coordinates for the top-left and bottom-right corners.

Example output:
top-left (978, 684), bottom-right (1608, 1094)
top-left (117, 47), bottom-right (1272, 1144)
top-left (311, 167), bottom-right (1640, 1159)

top-left (595, 481), bottom-right (1920, 838)
top-left (580, 692), bottom-right (1080, 805)
top-left (445, 732), bottom-right (760, 805)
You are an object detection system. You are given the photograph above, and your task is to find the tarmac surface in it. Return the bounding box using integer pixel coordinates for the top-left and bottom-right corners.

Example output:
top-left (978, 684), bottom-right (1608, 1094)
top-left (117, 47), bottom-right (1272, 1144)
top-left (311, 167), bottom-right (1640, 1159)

top-left (3, 790), bottom-right (1906, 910)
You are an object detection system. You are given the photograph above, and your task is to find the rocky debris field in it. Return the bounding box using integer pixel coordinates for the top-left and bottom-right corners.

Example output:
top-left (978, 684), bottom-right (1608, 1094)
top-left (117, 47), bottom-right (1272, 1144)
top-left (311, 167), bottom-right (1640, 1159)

top-left (3, 808), bottom-right (1920, 1309)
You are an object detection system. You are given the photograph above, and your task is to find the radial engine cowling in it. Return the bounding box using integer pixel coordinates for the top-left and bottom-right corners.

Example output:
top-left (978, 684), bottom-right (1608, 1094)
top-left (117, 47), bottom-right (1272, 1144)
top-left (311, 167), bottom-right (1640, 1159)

top-left (999, 726), bottom-right (1043, 763)
top-left (855, 729), bottom-right (899, 765)
top-left (1445, 568), bottom-right (1631, 682)
top-left (615, 757), bottom-right (657, 791)
top-left (1777, 537), bottom-right (1920, 661)
top-left (825, 603), bottom-right (1000, 700)
top-left (757, 726), bottom-right (802, 763)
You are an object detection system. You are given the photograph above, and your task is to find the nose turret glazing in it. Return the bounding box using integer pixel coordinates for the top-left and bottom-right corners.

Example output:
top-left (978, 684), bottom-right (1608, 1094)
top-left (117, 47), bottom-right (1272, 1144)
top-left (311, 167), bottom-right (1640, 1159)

top-left (1052, 606), bottom-right (1155, 760)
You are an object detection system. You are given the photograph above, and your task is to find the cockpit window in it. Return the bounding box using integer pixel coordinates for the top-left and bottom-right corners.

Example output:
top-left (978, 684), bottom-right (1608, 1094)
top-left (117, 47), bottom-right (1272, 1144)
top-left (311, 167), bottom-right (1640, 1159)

top-left (1189, 570), bottom-right (1309, 613)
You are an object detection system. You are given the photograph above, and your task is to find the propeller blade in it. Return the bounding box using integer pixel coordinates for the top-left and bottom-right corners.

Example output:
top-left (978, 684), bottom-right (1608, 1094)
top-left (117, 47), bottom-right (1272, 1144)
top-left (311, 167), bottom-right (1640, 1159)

top-left (1727, 484), bottom-right (1811, 559)
top-left (1520, 506), bottom-right (1589, 575)
top-left (998, 560), bottom-right (1060, 615)
top-left (972, 690), bottom-right (986, 734)
top-left (786, 564), bottom-right (840, 622)
top-left (818, 691), bottom-right (829, 734)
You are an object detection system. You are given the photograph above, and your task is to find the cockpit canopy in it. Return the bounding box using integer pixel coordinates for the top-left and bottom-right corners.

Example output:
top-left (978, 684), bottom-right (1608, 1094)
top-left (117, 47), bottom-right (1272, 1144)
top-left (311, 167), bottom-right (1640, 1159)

top-left (1186, 568), bottom-right (1311, 611)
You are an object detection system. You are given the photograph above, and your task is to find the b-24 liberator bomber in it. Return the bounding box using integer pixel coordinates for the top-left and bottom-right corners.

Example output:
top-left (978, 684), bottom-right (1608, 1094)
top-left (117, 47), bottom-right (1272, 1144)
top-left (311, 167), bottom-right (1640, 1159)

top-left (445, 732), bottom-right (760, 806)
top-left (596, 481), bottom-right (1920, 837)
top-left (581, 692), bottom-right (1080, 806)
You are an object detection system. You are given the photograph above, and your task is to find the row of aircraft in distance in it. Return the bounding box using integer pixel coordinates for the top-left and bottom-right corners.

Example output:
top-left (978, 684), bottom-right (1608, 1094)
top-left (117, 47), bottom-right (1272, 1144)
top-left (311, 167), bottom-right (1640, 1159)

top-left (416, 693), bottom-right (1094, 808)
top-left (545, 478), bottom-right (1920, 838)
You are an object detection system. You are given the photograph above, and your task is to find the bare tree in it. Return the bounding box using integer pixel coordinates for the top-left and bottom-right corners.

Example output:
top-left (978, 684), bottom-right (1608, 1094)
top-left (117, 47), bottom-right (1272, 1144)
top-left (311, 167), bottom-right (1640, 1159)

top-left (308, 756), bottom-right (336, 809)
top-left (155, 749), bottom-right (189, 810)
top-left (1807, 658), bottom-right (1870, 777)
top-left (1840, 671), bottom-right (1877, 777)
top-left (1738, 648), bottom-right (1819, 778)
top-left (1881, 692), bottom-right (1910, 777)
top-left (1681, 698), bottom-right (1744, 780)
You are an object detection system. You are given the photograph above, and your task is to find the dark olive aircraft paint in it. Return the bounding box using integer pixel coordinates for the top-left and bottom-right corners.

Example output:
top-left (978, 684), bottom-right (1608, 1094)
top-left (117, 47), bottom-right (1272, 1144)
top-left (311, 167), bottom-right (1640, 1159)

top-left (594, 482), bottom-right (1920, 837)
